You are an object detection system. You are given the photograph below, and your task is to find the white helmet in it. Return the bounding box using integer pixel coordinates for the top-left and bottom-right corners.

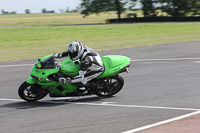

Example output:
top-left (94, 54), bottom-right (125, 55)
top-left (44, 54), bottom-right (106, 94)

top-left (68, 41), bottom-right (84, 60)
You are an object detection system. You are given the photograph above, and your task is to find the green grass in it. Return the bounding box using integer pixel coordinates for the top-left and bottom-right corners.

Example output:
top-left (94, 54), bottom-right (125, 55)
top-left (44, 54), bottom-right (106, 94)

top-left (0, 12), bottom-right (118, 26)
top-left (0, 11), bottom-right (145, 26)
top-left (1, 22), bottom-right (200, 62)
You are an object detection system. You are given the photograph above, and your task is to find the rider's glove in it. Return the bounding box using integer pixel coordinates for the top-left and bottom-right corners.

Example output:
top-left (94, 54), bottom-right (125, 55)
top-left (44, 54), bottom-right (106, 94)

top-left (59, 77), bottom-right (71, 84)
top-left (54, 53), bottom-right (62, 58)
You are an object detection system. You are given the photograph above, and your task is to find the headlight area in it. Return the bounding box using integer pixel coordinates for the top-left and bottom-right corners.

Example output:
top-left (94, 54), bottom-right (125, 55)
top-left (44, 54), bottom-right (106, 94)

top-left (31, 75), bottom-right (43, 82)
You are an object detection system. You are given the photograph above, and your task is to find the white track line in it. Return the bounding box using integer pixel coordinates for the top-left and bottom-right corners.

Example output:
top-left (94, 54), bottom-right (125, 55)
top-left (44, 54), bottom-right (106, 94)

top-left (1, 98), bottom-right (200, 133)
top-left (0, 98), bottom-right (199, 111)
top-left (0, 98), bottom-right (24, 102)
top-left (131, 57), bottom-right (200, 62)
top-left (69, 102), bottom-right (200, 111)
top-left (1, 57), bottom-right (200, 68)
top-left (0, 64), bottom-right (32, 68)
top-left (121, 110), bottom-right (200, 133)
top-left (195, 61), bottom-right (200, 63)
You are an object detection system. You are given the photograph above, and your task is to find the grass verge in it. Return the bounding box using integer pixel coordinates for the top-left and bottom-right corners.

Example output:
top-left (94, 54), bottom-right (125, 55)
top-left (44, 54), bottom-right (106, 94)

top-left (1, 22), bottom-right (200, 62)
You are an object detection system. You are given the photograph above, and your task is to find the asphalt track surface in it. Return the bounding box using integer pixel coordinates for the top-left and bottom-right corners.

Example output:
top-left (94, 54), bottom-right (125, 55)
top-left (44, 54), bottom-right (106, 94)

top-left (0, 41), bottom-right (200, 133)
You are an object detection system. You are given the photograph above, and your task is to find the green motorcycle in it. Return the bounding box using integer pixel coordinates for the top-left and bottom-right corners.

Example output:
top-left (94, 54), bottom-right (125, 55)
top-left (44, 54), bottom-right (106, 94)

top-left (18, 54), bottom-right (130, 102)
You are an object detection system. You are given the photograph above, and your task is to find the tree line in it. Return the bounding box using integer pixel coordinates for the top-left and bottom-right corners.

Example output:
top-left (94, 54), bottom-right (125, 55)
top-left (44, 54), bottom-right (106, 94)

top-left (1, 0), bottom-right (200, 18)
top-left (80, 0), bottom-right (200, 19)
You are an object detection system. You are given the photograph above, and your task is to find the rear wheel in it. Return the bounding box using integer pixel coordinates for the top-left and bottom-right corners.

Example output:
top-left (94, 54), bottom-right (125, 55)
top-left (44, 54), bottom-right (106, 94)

top-left (18, 81), bottom-right (48, 102)
top-left (95, 75), bottom-right (124, 97)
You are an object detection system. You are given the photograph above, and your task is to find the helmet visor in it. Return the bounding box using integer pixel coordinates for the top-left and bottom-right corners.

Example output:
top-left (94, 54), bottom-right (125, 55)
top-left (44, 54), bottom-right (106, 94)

top-left (68, 51), bottom-right (78, 60)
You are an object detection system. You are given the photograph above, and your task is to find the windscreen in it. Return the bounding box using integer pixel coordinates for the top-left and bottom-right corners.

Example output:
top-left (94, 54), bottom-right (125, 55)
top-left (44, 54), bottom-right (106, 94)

top-left (35, 55), bottom-right (59, 69)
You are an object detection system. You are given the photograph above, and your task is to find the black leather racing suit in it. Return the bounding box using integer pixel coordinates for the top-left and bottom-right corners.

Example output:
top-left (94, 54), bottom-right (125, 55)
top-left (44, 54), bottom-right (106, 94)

top-left (56, 46), bottom-right (104, 85)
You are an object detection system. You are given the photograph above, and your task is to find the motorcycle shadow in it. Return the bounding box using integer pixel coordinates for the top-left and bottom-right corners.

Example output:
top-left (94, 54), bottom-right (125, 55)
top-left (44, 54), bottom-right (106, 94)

top-left (1, 96), bottom-right (115, 110)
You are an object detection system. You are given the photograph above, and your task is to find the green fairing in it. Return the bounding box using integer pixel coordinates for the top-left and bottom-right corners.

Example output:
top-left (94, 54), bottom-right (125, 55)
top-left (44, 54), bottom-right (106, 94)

top-left (97, 55), bottom-right (131, 79)
top-left (60, 58), bottom-right (80, 76)
top-left (26, 77), bottom-right (37, 84)
top-left (48, 84), bottom-right (78, 96)
top-left (26, 54), bottom-right (130, 96)
top-left (27, 55), bottom-right (79, 96)
top-left (31, 67), bottom-right (59, 82)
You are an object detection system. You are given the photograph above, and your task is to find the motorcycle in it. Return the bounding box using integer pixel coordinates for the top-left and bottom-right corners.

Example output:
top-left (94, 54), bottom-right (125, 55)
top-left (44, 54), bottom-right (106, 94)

top-left (18, 54), bottom-right (130, 102)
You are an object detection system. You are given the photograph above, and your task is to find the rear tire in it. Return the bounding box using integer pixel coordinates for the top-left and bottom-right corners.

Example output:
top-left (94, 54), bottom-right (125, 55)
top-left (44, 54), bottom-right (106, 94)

top-left (96, 75), bottom-right (124, 97)
top-left (18, 81), bottom-right (48, 102)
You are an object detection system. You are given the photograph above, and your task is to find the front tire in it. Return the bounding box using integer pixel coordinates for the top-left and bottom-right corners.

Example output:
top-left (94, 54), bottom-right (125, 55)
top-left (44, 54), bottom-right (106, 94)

top-left (96, 75), bottom-right (124, 97)
top-left (18, 81), bottom-right (48, 102)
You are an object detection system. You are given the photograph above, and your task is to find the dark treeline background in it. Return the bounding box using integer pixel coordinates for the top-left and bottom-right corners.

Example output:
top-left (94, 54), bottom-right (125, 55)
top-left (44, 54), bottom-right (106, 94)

top-left (80, 0), bottom-right (200, 19)
top-left (1, 0), bottom-right (200, 20)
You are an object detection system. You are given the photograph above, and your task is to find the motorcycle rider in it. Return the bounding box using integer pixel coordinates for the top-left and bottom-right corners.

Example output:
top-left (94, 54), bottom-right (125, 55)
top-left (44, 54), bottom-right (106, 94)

top-left (54, 41), bottom-right (104, 91)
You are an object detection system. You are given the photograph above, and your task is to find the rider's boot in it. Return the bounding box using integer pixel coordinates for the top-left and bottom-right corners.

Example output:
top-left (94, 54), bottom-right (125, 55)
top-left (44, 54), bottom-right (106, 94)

top-left (78, 82), bottom-right (86, 91)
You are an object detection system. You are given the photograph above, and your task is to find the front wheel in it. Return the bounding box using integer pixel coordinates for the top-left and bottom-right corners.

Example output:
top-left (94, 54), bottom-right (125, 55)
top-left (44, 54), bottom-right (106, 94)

top-left (18, 81), bottom-right (49, 102)
top-left (95, 75), bottom-right (124, 97)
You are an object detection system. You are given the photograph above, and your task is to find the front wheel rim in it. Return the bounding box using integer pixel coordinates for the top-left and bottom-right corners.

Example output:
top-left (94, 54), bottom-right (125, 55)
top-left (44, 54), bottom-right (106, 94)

top-left (23, 84), bottom-right (48, 101)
